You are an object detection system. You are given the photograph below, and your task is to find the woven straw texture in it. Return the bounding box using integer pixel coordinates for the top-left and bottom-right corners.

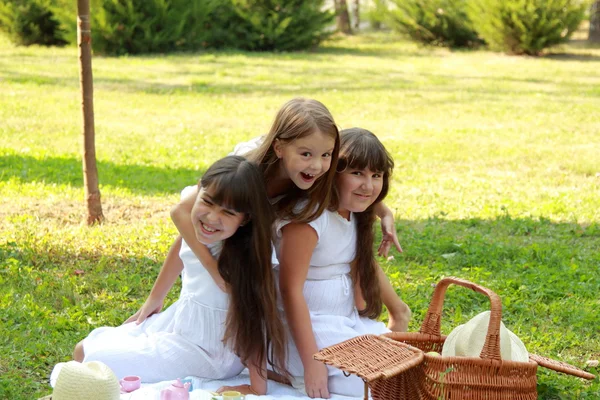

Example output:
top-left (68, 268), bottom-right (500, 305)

top-left (315, 277), bottom-right (595, 400)
top-left (52, 361), bottom-right (121, 400)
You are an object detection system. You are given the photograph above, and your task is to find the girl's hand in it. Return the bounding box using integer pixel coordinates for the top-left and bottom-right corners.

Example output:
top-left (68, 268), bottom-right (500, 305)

top-left (123, 296), bottom-right (164, 325)
top-left (377, 213), bottom-right (402, 257)
top-left (216, 384), bottom-right (260, 396)
top-left (304, 360), bottom-right (330, 399)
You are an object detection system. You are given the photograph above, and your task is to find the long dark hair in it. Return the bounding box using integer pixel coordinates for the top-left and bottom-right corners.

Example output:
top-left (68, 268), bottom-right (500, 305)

top-left (200, 155), bottom-right (287, 377)
top-left (245, 98), bottom-right (340, 223)
top-left (335, 128), bottom-right (394, 319)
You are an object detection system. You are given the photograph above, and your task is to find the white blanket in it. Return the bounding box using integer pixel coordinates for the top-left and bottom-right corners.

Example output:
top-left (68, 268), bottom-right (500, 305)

top-left (50, 364), bottom-right (364, 400)
top-left (120, 371), bottom-right (364, 400)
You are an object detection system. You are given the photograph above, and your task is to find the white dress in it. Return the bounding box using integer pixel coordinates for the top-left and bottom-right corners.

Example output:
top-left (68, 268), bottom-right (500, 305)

top-left (82, 187), bottom-right (243, 383)
top-left (274, 210), bottom-right (389, 397)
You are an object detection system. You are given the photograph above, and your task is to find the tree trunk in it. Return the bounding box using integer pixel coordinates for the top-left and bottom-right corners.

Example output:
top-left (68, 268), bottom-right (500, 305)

top-left (590, 1), bottom-right (600, 42)
top-left (334, 0), bottom-right (353, 34)
top-left (77, 0), bottom-right (104, 225)
top-left (352, 0), bottom-right (360, 30)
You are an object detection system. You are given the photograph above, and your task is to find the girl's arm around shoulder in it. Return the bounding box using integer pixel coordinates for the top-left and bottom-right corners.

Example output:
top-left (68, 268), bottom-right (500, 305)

top-left (170, 189), bottom-right (226, 291)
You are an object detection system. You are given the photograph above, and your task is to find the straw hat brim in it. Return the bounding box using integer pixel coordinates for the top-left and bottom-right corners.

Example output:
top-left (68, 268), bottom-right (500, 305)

top-left (52, 361), bottom-right (121, 400)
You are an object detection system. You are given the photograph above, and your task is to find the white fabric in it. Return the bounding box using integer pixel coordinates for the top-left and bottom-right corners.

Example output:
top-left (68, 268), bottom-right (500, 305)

top-left (114, 371), bottom-right (363, 400)
top-left (80, 186), bottom-right (243, 383)
top-left (274, 210), bottom-right (389, 397)
top-left (50, 366), bottom-right (364, 400)
top-left (229, 136), bottom-right (265, 156)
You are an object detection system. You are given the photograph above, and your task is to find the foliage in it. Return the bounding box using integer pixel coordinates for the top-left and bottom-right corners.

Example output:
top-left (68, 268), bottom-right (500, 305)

top-left (0, 0), bottom-right (67, 46)
top-left (378, 0), bottom-right (481, 47)
top-left (90, 0), bottom-right (223, 55)
top-left (1, 32), bottom-right (600, 399)
top-left (226, 0), bottom-right (334, 51)
top-left (467, 0), bottom-right (589, 55)
top-left (365, 0), bottom-right (389, 30)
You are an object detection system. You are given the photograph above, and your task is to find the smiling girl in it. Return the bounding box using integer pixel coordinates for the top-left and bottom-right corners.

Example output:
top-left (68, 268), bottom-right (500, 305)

top-left (171, 98), bottom-right (403, 292)
top-left (171, 98), bottom-right (339, 291)
top-left (276, 128), bottom-right (411, 398)
top-left (72, 156), bottom-right (287, 395)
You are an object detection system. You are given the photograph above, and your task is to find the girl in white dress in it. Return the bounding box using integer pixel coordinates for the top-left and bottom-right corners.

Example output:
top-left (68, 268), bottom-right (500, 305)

top-left (276, 128), bottom-right (411, 398)
top-left (171, 98), bottom-right (340, 296)
top-left (73, 156), bottom-right (287, 396)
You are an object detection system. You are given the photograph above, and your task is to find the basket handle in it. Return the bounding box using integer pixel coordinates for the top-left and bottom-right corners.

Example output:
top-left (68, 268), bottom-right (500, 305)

top-left (419, 277), bottom-right (503, 361)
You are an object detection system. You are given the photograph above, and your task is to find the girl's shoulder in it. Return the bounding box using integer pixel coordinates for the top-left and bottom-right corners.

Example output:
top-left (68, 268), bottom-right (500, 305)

top-left (229, 135), bottom-right (265, 156)
top-left (275, 204), bottom-right (330, 241)
top-left (180, 185), bottom-right (198, 200)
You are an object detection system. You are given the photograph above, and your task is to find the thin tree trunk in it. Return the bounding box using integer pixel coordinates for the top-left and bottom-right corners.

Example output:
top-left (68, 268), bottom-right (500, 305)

top-left (352, 0), bottom-right (360, 30)
top-left (77, 0), bottom-right (104, 225)
top-left (590, 1), bottom-right (600, 42)
top-left (334, 0), bottom-right (353, 34)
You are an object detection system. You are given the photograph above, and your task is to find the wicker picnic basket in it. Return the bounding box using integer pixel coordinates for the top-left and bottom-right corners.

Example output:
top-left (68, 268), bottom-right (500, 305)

top-left (315, 277), bottom-right (595, 400)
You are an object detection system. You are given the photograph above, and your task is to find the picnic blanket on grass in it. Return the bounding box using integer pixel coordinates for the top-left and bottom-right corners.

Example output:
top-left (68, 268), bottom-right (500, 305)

top-left (49, 364), bottom-right (364, 400)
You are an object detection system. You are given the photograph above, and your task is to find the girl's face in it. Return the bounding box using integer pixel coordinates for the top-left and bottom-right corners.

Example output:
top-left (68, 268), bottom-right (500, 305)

top-left (336, 167), bottom-right (384, 218)
top-left (273, 130), bottom-right (336, 190)
top-left (191, 186), bottom-right (246, 245)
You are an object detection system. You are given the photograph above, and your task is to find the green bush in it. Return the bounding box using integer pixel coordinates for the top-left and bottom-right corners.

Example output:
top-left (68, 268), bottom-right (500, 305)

top-left (467, 0), bottom-right (589, 55)
top-left (366, 0), bottom-right (389, 30)
top-left (0, 0), bottom-right (68, 46)
top-left (227, 0), bottom-right (334, 51)
top-left (378, 0), bottom-right (481, 48)
top-left (90, 0), bottom-right (224, 55)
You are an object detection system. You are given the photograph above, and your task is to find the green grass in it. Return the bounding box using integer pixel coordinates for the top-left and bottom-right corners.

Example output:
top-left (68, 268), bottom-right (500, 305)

top-left (1, 31), bottom-right (599, 399)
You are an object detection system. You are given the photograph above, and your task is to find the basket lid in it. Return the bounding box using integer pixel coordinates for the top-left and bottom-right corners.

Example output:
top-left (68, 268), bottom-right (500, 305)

top-left (314, 334), bottom-right (424, 382)
top-left (529, 353), bottom-right (596, 380)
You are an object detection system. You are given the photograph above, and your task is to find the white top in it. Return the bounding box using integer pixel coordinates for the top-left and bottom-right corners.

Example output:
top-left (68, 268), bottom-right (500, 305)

top-left (79, 186), bottom-right (242, 382)
top-left (275, 209), bottom-right (354, 280)
top-left (229, 135), bottom-right (264, 156)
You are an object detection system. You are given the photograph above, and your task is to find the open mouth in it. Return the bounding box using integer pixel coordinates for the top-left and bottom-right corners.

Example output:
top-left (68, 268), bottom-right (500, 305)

top-left (200, 221), bottom-right (219, 235)
top-left (300, 172), bottom-right (316, 182)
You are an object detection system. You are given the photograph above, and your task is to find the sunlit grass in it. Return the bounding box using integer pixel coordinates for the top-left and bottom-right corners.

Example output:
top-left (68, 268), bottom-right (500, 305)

top-left (1, 31), bottom-right (599, 399)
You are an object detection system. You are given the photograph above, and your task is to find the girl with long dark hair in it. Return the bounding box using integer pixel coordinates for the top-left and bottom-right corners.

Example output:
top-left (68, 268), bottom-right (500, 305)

top-left (73, 156), bottom-right (287, 395)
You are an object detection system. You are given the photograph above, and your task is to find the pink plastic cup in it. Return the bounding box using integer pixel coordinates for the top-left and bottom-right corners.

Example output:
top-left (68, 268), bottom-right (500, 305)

top-left (120, 375), bottom-right (141, 392)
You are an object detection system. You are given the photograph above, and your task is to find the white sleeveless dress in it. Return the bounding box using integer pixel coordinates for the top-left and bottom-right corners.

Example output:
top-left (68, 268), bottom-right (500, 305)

top-left (274, 209), bottom-right (389, 397)
top-left (82, 187), bottom-right (243, 382)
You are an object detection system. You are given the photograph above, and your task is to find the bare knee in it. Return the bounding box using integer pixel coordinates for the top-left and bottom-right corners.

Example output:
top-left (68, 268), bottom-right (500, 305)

top-left (73, 341), bottom-right (85, 362)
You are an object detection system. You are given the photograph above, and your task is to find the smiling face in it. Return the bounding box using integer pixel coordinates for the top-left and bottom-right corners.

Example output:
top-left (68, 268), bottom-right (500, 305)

top-left (273, 130), bottom-right (336, 190)
top-left (190, 185), bottom-right (246, 245)
top-left (336, 167), bottom-right (384, 219)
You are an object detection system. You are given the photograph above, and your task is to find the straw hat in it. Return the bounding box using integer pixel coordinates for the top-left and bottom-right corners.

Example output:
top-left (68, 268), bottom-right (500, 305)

top-left (52, 361), bottom-right (120, 400)
top-left (441, 311), bottom-right (529, 362)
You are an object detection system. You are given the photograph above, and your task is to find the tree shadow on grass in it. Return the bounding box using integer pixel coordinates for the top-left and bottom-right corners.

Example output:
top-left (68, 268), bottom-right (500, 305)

top-left (543, 53), bottom-right (600, 62)
top-left (0, 153), bottom-right (205, 195)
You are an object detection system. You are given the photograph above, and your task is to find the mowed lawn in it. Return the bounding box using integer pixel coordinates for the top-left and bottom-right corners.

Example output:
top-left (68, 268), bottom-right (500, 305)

top-left (1, 31), bottom-right (599, 399)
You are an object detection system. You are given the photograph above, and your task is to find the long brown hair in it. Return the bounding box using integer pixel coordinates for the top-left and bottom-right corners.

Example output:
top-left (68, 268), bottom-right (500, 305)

top-left (335, 128), bottom-right (394, 319)
top-left (245, 98), bottom-right (340, 223)
top-left (200, 155), bottom-right (287, 377)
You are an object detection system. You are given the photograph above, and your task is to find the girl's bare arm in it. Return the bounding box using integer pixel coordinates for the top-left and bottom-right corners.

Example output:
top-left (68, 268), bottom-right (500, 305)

top-left (279, 223), bottom-right (330, 399)
top-left (170, 189), bottom-right (226, 291)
